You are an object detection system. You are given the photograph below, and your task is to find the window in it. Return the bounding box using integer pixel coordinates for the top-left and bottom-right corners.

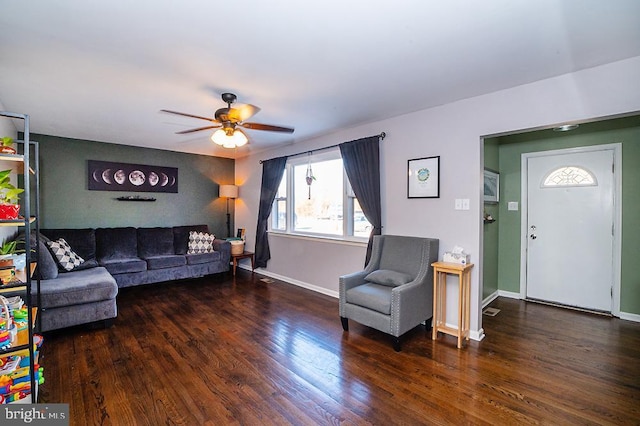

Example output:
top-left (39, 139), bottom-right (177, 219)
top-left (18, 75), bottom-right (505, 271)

top-left (270, 149), bottom-right (371, 239)
top-left (542, 166), bottom-right (597, 187)
top-left (271, 169), bottom-right (287, 231)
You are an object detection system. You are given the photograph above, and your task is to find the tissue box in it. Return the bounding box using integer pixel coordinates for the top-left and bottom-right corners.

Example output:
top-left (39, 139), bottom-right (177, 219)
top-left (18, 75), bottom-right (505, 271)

top-left (443, 252), bottom-right (471, 265)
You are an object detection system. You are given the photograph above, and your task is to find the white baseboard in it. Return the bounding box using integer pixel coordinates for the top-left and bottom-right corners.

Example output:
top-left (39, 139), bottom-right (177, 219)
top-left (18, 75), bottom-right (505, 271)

top-left (251, 267), bottom-right (339, 299)
top-left (471, 328), bottom-right (485, 342)
top-left (619, 311), bottom-right (640, 323)
top-left (497, 290), bottom-right (521, 299)
top-left (443, 322), bottom-right (485, 342)
top-left (482, 291), bottom-right (499, 308)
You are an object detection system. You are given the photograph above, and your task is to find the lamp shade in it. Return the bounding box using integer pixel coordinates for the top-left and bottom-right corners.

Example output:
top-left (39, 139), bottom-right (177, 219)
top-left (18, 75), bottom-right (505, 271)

top-left (219, 184), bottom-right (238, 198)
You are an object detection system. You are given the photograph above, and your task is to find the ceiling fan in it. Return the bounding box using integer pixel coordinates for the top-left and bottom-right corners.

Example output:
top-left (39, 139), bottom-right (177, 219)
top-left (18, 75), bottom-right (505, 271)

top-left (161, 93), bottom-right (294, 148)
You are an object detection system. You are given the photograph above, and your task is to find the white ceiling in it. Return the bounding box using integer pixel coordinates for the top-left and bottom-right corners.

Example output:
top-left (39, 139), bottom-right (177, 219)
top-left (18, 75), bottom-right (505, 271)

top-left (1, 1), bottom-right (639, 159)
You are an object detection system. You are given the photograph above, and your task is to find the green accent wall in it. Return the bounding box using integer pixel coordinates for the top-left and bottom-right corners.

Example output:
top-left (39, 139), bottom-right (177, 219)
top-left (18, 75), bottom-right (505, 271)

top-left (482, 138), bottom-right (499, 300)
top-left (33, 134), bottom-right (235, 237)
top-left (495, 118), bottom-right (640, 315)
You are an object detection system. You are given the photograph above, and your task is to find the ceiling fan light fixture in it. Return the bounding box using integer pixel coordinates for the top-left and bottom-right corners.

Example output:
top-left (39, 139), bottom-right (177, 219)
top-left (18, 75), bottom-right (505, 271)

top-left (211, 128), bottom-right (248, 148)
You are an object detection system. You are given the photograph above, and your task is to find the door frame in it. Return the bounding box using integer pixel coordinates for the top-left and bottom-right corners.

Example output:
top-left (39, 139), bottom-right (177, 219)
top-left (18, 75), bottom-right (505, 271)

top-left (519, 143), bottom-right (622, 316)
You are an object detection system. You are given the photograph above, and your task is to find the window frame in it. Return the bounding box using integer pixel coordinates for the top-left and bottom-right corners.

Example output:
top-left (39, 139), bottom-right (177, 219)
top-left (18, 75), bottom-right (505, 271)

top-left (268, 149), bottom-right (370, 242)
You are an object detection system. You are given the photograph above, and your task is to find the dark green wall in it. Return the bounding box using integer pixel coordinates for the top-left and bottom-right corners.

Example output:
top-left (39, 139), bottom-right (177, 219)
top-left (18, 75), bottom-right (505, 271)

top-left (482, 138), bottom-right (499, 300)
top-left (495, 119), bottom-right (640, 315)
top-left (33, 134), bottom-right (235, 237)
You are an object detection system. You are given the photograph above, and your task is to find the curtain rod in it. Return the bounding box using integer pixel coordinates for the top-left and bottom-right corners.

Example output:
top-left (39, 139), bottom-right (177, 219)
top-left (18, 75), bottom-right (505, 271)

top-left (259, 132), bottom-right (385, 164)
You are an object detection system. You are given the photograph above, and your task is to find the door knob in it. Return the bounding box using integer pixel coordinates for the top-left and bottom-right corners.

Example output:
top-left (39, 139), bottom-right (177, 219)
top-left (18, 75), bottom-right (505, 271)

top-left (530, 233), bottom-right (537, 240)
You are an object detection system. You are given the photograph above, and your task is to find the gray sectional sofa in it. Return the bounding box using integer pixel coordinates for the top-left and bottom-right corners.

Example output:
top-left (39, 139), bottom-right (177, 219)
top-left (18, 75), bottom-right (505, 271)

top-left (30, 225), bottom-right (230, 332)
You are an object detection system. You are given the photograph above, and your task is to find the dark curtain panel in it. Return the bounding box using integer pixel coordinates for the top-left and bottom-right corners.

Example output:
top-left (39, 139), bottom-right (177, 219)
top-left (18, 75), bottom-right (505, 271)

top-left (255, 156), bottom-right (287, 268)
top-left (339, 135), bottom-right (381, 265)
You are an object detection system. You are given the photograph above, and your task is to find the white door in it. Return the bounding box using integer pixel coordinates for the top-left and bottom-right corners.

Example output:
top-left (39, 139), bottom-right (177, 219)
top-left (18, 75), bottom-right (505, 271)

top-left (525, 148), bottom-right (614, 312)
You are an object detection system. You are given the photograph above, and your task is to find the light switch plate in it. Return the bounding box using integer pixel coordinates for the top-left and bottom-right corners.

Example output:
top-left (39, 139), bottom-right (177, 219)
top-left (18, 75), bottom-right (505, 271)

top-left (508, 201), bottom-right (519, 211)
top-left (462, 199), bottom-right (470, 210)
top-left (455, 199), bottom-right (462, 210)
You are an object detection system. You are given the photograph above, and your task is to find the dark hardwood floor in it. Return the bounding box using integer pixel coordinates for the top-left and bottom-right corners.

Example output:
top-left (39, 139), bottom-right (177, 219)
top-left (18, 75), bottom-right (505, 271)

top-left (39, 271), bottom-right (640, 425)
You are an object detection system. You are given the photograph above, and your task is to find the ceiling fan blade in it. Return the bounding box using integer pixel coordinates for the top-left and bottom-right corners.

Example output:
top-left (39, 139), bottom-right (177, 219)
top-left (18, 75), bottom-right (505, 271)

top-left (229, 104), bottom-right (261, 122)
top-left (241, 122), bottom-right (295, 133)
top-left (175, 125), bottom-right (221, 134)
top-left (161, 109), bottom-right (219, 124)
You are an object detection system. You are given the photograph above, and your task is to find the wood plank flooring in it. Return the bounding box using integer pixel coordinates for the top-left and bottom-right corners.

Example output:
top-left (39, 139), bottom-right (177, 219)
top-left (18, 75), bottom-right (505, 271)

top-left (39, 271), bottom-right (640, 425)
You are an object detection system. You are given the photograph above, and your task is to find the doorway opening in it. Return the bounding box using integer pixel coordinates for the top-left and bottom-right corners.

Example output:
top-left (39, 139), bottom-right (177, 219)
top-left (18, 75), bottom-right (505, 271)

top-left (481, 113), bottom-right (640, 320)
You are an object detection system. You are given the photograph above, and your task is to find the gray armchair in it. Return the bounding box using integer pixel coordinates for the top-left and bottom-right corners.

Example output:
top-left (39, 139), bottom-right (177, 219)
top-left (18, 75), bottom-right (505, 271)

top-left (339, 235), bottom-right (439, 351)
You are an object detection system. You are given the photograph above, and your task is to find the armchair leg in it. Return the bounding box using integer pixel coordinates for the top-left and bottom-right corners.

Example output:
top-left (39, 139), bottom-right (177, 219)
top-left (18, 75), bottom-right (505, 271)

top-left (393, 337), bottom-right (402, 352)
top-left (340, 316), bottom-right (349, 331)
top-left (424, 317), bottom-right (433, 330)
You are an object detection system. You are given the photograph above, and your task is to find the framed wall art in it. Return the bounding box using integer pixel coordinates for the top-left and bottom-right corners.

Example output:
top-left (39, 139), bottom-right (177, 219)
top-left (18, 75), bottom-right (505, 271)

top-left (408, 156), bottom-right (440, 198)
top-left (483, 168), bottom-right (499, 203)
top-left (88, 160), bottom-right (178, 193)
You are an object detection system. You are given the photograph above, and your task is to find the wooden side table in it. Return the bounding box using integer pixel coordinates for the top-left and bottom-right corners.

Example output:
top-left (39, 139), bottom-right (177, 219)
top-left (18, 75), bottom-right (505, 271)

top-left (431, 262), bottom-right (474, 348)
top-left (231, 251), bottom-right (255, 276)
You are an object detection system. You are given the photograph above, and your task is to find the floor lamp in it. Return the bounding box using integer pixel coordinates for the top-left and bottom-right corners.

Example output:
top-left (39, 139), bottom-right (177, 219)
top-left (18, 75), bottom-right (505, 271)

top-left (219, 184), bottom-right (238, 238)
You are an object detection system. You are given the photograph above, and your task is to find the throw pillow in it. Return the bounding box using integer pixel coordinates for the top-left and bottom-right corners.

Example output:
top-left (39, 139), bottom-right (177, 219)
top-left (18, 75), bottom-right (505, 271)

top-left (36, 238), bottom-right (59, 280)
top-left (188, 231), bottom-right (215, 254)
top-left (365, 269), bottom-right (413, 287)
top-left (47, 238), bottom-right (85, 272)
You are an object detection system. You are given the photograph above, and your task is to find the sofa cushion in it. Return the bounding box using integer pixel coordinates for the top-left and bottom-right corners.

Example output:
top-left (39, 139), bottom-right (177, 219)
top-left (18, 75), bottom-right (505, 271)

top-left (100, 258), bottom-right (147, 275)
top-left (41, 228), bottom-right (96, 262)
top-left (186, 252), bottom-right (220, 265)
top-left (138, 227), bottom-right (175, 258)
top-left (47, 238), bottom-right (85, 271)
top-left (188, 231), bottom-right (215, 254)
top-left (173, 225), bottom-right (209, 255)
top-left (36, 238), bottom-right (59, 280)
top-left (40, 228), bottom-right (98, 272)
top-left (20, 231), bottom-right (58, 280)
top-left (346, 283), bottom-right (393, 315)
top-left (33, 266), bottom-right (117, 309)
top-left (365, 269), bottom-right (413, 287)
top-left (96, 227), bottom-right (138, 262)
top-left (145, 255), bottom-right (186, 270)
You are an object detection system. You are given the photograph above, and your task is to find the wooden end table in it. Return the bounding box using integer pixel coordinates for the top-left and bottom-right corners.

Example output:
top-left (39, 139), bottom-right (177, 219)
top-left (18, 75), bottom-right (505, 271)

top-left (231, 251), bottom-right (255, 276)
top-left (431, 261), bottom-right (474, 348)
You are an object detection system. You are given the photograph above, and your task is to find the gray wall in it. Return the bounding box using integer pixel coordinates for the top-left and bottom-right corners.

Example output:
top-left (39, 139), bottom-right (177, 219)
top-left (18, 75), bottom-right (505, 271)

top-left (34, 134), bottom-right (234, 237)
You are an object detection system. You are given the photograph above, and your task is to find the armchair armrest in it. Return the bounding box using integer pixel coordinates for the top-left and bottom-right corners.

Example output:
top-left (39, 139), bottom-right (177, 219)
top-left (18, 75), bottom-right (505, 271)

top-left (339, 270), bottom-right (369, 316)
top-left (390, 278), bottom-right (432, 336)
top-left (339, 270), bottom-right (368, 293)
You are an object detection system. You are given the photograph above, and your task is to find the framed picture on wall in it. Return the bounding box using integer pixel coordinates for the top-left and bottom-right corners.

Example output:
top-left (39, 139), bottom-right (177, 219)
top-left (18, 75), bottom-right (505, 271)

top-left (484, 169), bottom-right (499, 203)
top-left (408, 156), bottom-right (440, 198)
top-left (88, 160), bottom-right (178, 193)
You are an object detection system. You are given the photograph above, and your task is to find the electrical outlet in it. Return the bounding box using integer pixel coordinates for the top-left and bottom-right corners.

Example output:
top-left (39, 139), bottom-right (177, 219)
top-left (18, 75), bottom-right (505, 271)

top-left (508, 201), bottom-right (519, 211)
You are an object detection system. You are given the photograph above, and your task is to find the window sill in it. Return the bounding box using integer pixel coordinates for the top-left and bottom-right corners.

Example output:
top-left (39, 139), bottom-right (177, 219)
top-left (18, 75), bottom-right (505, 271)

top-left (268, 231), bottom-right (368, 247)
